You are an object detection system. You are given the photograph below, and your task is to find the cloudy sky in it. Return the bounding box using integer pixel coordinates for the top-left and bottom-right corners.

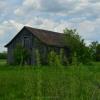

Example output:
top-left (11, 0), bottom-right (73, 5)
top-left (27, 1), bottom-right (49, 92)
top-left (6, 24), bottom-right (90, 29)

top-left (0, 0), bottom-right (100, 52)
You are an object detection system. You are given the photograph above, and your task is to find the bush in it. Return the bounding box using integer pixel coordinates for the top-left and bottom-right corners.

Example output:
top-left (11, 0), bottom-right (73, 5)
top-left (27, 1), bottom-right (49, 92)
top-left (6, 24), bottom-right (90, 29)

top-left (48, 50), bottom-right (56, 66)
top-left (48, 50), bottom-right (64, 66)
top-left (89, 41), bottom-right (98, 61)
top-left (64, 28), bottom-right (92, 64)
top-left (13, 44), bottom-right (30, 65)
top-left (72, 52), bottom-right (78, 66)
top-left (54, 54), bottom-right (62, 67)
top-left (89, 42), bottom-right (100, 62)
top-left (59, 49), bottom-right (69, 65)
top-left (35, 49), bottom-right (41, 66)
top-left (0, 52), bottom-right (7, 59)
top-left (96, 44), bottom-right (100, 61)
top-left (59, 49), bottom-right (64, 64)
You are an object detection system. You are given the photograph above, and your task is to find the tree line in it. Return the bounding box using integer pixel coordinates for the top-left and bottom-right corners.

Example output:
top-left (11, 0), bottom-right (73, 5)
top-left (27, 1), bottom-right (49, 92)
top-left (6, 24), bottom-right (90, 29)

top-left (0, 52), bottom-right (7, 59)
top-left (64, 28), bottom-right (100, 64)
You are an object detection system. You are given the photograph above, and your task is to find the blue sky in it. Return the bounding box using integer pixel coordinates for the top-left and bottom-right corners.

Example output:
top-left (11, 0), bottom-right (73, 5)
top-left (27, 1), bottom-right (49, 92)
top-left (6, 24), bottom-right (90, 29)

top-left (0, 0), bottom-right (100, 52)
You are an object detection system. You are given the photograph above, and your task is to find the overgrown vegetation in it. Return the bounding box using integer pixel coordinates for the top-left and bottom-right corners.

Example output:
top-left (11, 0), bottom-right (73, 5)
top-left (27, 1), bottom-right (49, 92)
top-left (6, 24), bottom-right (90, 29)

top-left (34, 49), bottom-right (63, 66)
top-left (0, 60), bottom-right (100, 100)
top-left (64, 28), bottom-right (100, 64)
top-left (0, 52), bottom-right (7, 59)
top-left (89, 42), bottom-right (100, 61)
top-left (0, 28), bottom-right (100, 99)
top-left (9, 28), bottom-right (100, 66)
top-left (13, 44), bottom-right (30, 65)
top-left (96, 44), bottom-right (100, 61)
top-left (48, 50), bottom-right (62, 66)
top-left (35, 49), bottom-right (41, 66)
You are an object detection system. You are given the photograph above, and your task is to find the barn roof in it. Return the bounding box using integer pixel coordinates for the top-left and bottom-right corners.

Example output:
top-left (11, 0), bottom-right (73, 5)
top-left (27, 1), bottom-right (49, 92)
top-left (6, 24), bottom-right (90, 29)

top-left (5, 26), bottom-right (67, 47)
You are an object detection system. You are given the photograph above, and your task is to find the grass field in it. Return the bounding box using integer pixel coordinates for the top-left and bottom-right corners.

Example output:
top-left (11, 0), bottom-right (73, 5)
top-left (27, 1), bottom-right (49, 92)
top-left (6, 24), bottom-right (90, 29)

top-left (0, 60), bottom-right (100, 100)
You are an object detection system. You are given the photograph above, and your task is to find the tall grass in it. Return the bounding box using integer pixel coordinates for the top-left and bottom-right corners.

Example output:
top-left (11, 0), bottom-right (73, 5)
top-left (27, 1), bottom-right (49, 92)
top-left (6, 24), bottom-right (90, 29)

top-left (0, 60), bottom-right (100, 100)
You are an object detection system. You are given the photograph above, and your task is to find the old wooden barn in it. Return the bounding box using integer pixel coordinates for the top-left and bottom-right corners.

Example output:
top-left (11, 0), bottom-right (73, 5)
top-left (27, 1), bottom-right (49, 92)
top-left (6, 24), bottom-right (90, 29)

top-left (5, 26), bottom-right (70, 65)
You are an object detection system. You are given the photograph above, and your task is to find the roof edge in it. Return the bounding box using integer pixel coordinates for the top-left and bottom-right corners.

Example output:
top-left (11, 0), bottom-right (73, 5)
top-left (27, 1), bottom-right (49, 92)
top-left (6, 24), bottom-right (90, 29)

top-left (5, 26), bottom-right (26, 47)
top-left (4, 26), bottom-right (66, 48)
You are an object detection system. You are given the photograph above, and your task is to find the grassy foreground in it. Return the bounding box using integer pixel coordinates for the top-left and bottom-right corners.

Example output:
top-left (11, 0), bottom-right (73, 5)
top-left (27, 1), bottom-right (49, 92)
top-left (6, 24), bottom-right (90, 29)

top-left (0, 60), bottom-right (100, 100)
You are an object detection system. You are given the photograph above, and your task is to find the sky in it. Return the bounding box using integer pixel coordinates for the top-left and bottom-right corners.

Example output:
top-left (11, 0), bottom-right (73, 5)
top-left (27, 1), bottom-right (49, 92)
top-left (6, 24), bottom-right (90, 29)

top-left (0, 0), bottom-right (100, 52)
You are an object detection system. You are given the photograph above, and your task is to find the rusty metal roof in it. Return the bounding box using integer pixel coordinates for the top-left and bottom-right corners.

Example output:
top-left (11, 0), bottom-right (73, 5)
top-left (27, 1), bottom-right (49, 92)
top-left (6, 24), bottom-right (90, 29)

top-left (5, 26), bottom-right (67, 47)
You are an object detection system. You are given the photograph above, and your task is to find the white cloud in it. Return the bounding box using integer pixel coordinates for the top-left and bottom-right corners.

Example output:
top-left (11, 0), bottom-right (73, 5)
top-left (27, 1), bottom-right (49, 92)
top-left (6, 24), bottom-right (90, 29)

top-left (14, 0), bottom-right (41, 16)
top-left (1, 16), bottom-right (100, 42)
top-left (78, 21), bottom-right (95, 33)
top-left (0, 0), bottom-right (100, 52)
top-left (9, 20), bottom-right (24, 30)
top-left (23, 0), bottom-right (41, 9)
top-left (0, 21), bottom-right (10, 36)
top-left (0, 1), bottom-right (7, 11)
top-left (0, 30), bottom-right (5, 36)
top-left (14, 0), bottom-right (99, 17)
top-left (14, 8), bottom-right (24, 16)
top-left (0, 20), bottom-right (24, 38)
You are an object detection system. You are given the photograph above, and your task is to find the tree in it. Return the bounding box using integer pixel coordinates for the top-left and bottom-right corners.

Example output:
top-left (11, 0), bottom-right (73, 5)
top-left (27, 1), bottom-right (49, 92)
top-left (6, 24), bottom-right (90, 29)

top-left (0, 51), bottom-right (7, 59)
top-left (89, 41), bottom-right (98, 61)
top-left (64, 28), bottom-right (91, 64)
top-left (64, 28), bottom-right (81, 53)
top-left (96, 44), bottom-right (100, 61)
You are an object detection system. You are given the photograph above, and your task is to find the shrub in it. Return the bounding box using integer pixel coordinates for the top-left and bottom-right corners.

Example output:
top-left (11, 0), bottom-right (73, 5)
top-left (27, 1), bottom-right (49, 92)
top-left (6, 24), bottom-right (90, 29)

top-left (54, 54), bottom-right (62, 67)
top-left (0, 52), bottom-right (7, 59)
top-left (64, 28), bottom-right (93, 64)
top-left (35, 49), bottom-right (41, 66)
top-left (13, 44), bottom-right (30, 65)
top-left (48, 50), bottom-right (56, 66)
top-left (96, 44), bottom-right (100, 61)
top-left (48, 50), bottom-right (63, 66)
top-left (59, 49), bottom-right (69, 65)
top-left (59, 49), bottom-right (64, 64)
top-left (89, 41), bottom-right (98, 61)
top-left (72, 52), bottom-right (78, 66)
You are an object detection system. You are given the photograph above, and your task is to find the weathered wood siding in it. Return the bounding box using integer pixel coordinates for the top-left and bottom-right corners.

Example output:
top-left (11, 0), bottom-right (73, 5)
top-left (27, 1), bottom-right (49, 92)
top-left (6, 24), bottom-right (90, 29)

top-left (7, 28), bottom-right (48, 64)
top-left (7, 29), bottom-right (33, 64)
top-left (7, 28), bottom-right (70, 65)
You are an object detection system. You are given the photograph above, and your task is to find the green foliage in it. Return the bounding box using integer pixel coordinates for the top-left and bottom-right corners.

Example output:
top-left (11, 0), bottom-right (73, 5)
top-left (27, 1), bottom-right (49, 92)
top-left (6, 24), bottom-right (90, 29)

top-left (89, 42), bottom-right (100, 61)
top-left (64, 28), bottom-right (92, 64)
top-left (72, 52), bottom-right (78, 66)
top-left (59, 49), bottom-right (69, 65)
top-left (48, 50), bottom-right (62, 66)
top-left (77, 43), bottom-right (92, 64)
top-left (96, 44), bottom-right (100, 61)
top-left (54, 54), bottom-right (62, 67)
top-left (0, 60), bottom-right (100, 99)
top-left (59, 49), bottom-right (64, 64)
top-left (89, 41), bottom-right (98, 61)
top-left (13, 44), bottom-right (30, 65)
top-left (48, 50), bottom-right (56, 66)
top-left (64, 28), bottom-right (82, 52)
top-left (63, 55), bottom-right (69, 65)
top-left (35, 49), bottom-right (41, 66)
top-left (0, 52), bottom-right (7, 59)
